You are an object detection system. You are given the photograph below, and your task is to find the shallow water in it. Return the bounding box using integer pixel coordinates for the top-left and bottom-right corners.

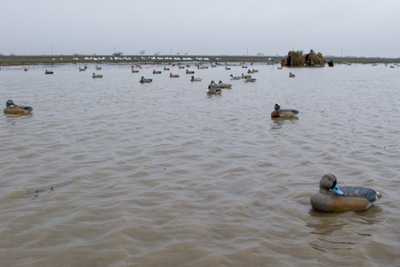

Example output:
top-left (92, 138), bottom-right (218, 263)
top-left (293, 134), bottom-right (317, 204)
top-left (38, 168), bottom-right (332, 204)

top-left (0, 63), bottom-right (399, 267)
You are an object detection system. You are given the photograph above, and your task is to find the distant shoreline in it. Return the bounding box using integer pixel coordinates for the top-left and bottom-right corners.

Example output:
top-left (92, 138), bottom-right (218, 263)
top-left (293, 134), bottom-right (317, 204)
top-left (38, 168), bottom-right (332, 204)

top-left (1, 55), bottom-right (399, 66)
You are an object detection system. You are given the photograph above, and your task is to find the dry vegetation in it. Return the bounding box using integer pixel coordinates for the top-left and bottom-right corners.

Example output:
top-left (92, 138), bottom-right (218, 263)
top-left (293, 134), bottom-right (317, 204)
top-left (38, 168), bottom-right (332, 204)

top-left (309, 50), bottom-right (324, 66)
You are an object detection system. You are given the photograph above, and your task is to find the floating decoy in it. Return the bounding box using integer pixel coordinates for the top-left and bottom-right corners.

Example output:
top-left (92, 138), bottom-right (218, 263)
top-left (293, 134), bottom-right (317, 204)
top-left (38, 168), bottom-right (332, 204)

top-left (131, 69), bottom-right (139, 73)
top-left (24, 67), bottom-right (28, 72)
top-left (244, 78), bottom-right (256, 82)
top-left (277, 67), bottom-right (282, 70)
top-left (207, 84), bottom-right (221, 94)
top-left (92, 73), bottom-right (103, 78)
top-left (247, 69), bottom-right (255, 73)
top-left (229, 74), bottom-right (241, 80)
top-left (153, 70), bottom-right (162, 74)
top-left (45, 70), bottom-right (54, 74)
top-left (310, 173), bottom-right (382, 212)
top-left (241, 73), bottom-right (251, 79)
top-left (271, 103), bottom-right (299, 118)
top-left (242, 65), bottom-right (248, 68)
top-left (289, 72), bottom-right (295, 78)
top-left (225, 67), bottom-right (231, 70)
top-left (140, 76), bottom-right (152, 83)
top-left (179, 66), bottom-right (185, 69)
top-left (96, 66), bottom-right (102, 70)
top-left (209, 80), bottom-right (232, 89)
top-left (164, 67), bottom-right (170, 70)
top-left (186, 70), bottom-right (195, 74)
top-left (191, 76), bottom-right (202, 81)
top-left (4, 100), bottom-right (33, 115)
top-left (170, 73), bottom-right (180, 78)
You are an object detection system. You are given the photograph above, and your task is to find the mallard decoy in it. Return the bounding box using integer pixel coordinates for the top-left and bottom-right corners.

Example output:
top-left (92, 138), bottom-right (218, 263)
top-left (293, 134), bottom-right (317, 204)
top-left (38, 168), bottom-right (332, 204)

top-left (229, 74), bottom-right (241, 80)
top-left (289, 72), bottom-right (295, 78)
top-left (186, 70), bottom-right (195, 74)
top-left (310, 173), bottom-right (382, 212)
top-left (271, 103), bottom-right (299, 118)
top-left (207, 84), bottom-right (221, 94)
top-left (4, 100), bottom-right (33, 115)
top-left (140, 76), bottom-right (152, 83)
top-left (153, 70), bottom-right (162, 74)
top-left (45, 70), bottom-right (54, 74)
top-left (92, 73), bottom-right (103, 78)
top-left (210, 80), bottom-right (232, 89)
top-left (244, 78), bottom-right (256, 82)
top-left (191, 76), bottom-right (202, 81)
top-left (170, 73), bottom-right (180, 78)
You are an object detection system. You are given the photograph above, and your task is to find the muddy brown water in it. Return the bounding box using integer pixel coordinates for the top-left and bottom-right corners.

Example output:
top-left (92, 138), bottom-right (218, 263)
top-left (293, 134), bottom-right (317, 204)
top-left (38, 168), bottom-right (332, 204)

top-left (0, 63), bottom-right (399, 266)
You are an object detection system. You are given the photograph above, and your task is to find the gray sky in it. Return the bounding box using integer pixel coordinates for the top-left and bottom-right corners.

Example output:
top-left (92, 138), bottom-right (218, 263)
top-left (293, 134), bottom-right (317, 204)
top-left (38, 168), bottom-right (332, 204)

top-left (1, 0), bottom-right (399, 57)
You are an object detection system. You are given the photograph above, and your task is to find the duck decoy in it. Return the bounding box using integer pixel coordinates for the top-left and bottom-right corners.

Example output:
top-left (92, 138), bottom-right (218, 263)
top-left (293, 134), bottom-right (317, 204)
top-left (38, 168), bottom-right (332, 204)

top-left (131, 69), bottom-right (139, 73)
top-left (24, 67), bottom-right (28, 72)
top-left (140, 76), bottom-right (152, 83)
top-left (225, 67), bottom-right (231, 70)
top-left (92, 73), bottom-right (103, 78)
top-left (164, 67), bottom-right (170, 70)
top-left (229, 74), bottom-right (241, 80)
top-left (210, 80), bottom-right (232, 89)
top-left (170, 73), bottom-right (180, 78)
top-left (96, 66), bottom-right (102, 70)
top-left (244, 78), bottom-right (256, 82)
top-left (45, 70), bottom-right (54, 74)
top-left (186, 70), bottom-right (195, 74)
top-left (191, 76), bottom-right (202, 81)
top-left (153, 70), bottom-right (162, 74)
top-left (207, 84), bottom-right (221, 94)
top-left (310, 173), bottom-right (382, 212)
top-left (241, 73), bottom-right (251, 79)
top-left (289, 72), bottom-right (295, 78)
top-left (271, 103), bottom-right (299, 118)
top-left (4, 100), bottom-right (33, 115)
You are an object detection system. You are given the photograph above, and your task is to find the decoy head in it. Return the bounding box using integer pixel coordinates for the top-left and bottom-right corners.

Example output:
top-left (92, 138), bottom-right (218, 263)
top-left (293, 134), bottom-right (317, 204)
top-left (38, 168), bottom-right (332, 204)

top-left (274, 103), bottom-right (280, 110)
top-left (6, 100), bottom-right (15, 107)
top-left (211, 80), bottom-right (215, 84)
top-left (191, 76), bottom-right (194, 79)
top-left (219, 80), bottom-right (222, 84)
top-left (230, 74), bottom-right (233, 76)
top-left (319, 173), bottom-right (344, 195)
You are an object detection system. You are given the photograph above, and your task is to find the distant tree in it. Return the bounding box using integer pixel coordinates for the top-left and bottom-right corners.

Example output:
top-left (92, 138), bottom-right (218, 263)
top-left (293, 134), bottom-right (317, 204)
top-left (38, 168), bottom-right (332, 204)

top-left (73, 53), bottom-right (79, 56)
top-left (177, 52), bottom-right (180, 55)
top-left (154, 51), bottom-right (160, 56)
top-left (10, 53), bottom-right (15, 56)
top-left (256, 52), bottom-right (264, 56)
top-left (184, 52), bottom-right (188, 55)
top-left (140, 50), bottom-right (145, 55)
top-left (0, 53), bottom-right (4, 56)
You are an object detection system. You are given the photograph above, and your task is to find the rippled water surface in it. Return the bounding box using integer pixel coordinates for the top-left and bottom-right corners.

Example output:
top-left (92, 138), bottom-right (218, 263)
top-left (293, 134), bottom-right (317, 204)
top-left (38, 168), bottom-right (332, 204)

top-left (1, 63), bottom-right (399, 266)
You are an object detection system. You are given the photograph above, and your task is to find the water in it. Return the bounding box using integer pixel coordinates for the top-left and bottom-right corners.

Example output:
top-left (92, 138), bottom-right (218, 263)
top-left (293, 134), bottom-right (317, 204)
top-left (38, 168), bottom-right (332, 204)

top-left (0, 63), bottom-right (399, 266)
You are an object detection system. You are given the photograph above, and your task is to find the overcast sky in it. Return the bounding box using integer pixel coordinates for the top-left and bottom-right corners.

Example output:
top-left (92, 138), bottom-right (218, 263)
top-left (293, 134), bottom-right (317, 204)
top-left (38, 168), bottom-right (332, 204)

top-left (1, 0), bottom-right (399, 57)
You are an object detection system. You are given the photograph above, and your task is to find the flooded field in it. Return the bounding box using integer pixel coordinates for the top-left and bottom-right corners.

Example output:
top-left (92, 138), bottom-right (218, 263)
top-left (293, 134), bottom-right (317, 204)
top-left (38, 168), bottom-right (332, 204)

top-left (0, 63), bottom-right (399, 266)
